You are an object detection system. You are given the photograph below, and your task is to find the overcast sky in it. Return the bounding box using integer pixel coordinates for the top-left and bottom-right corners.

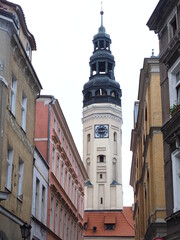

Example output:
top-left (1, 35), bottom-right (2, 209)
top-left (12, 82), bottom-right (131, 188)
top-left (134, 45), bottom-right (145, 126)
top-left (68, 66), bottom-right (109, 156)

top-left (12, 0), bottom-right (159, 206)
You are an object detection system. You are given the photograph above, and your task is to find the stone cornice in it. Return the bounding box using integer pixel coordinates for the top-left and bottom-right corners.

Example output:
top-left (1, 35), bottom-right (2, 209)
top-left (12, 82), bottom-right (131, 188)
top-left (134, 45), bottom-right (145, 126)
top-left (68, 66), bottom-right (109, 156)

top-left (82, 112), bottom-right (122, 123)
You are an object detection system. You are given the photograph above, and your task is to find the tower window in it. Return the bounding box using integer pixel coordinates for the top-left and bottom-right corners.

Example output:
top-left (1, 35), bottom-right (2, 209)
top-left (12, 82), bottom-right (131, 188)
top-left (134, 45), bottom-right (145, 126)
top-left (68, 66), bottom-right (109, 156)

top-left (100, 155), bottom-right (104, 162)
top-left (95, 42), bottom-right (98, 50)
top-left (99, 40), bottom-right (104, 49)
top-left (100, 174), bottom-right (103, 179)
top-left (85, 92), bottom-right (92, 100)
top-left (95, 89), bottom-right (107, 96)
top-left (100, 197), bottom-right (103, 204)
top-left (98, 155), bottom-right (105, 163)
top-left (106, 41), bottom-right (110, 50)
top-left (111, 91), bottom-right (117, 98)
top-left (99, 62), bottom-right (106, 74)
top-left (87, 134), bottom-right (90, 142)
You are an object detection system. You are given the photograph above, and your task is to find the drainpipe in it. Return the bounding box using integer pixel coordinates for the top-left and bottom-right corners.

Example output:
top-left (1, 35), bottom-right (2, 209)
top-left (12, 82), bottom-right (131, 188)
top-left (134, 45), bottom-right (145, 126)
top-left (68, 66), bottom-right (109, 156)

top-left (47, 96), bottom-right (54, 164)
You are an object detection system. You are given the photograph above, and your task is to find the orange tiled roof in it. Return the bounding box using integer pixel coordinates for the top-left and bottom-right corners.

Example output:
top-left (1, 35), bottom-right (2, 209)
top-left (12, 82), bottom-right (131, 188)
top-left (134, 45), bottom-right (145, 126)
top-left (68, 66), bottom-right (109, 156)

top-left (83, 207), bottom-right (135, 237)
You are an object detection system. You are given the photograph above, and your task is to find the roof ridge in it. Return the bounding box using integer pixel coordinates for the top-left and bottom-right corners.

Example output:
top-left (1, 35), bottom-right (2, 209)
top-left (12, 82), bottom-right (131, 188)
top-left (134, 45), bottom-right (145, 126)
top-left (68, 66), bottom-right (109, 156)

top-left (122, 210), bottom-right (134, 230)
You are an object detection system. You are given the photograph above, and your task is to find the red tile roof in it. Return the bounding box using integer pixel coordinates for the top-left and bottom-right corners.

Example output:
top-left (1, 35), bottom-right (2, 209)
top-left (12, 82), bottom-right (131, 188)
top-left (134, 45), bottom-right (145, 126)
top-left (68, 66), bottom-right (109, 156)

top-left (83, 207), bottom-right (135, 237)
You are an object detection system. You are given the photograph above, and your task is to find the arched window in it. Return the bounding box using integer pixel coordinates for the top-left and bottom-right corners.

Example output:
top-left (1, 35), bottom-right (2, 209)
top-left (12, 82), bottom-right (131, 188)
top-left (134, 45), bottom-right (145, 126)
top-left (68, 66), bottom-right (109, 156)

top-left (110, 91), bottom-right (117, 98)
top-left (97, 155), bottom-right (105, 163)
top-left (95, 89), bottom-right (107, 96)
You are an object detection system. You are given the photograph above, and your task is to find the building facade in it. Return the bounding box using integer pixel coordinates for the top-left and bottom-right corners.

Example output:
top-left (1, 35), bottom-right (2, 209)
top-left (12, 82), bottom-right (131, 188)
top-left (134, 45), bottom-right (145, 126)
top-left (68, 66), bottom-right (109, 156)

top-left (130, 57), bottom-right (167, 240)
top-left (147, 0), bottom-right (180, 239)
top-left (35, 95), bottom-right (88, 240)
top-left (82, 9), bottom-right (134, 239)
top-left (31, 147), bottom-right (49, 240)
top-left (0, 1), bottom-right (42, 239)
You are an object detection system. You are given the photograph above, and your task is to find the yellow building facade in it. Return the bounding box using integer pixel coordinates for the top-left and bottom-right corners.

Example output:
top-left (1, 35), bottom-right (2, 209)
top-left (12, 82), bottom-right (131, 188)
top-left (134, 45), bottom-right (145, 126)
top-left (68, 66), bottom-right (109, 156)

top-left (0, 1), bottom-right (42, 239)
top-left (130, 58), bottom-right (166, 240)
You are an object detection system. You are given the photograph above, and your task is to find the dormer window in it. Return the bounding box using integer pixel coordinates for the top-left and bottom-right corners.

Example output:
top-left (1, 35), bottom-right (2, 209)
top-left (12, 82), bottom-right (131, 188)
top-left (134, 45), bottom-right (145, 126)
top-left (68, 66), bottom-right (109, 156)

top-left (105, 224), bottom-right (115, 230)
top-left (104, 216), bottom-right (116, 230)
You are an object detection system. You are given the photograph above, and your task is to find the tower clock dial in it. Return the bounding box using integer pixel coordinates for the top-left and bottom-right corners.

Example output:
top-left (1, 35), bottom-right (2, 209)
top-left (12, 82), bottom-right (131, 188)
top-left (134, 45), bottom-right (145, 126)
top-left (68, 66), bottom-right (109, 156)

top-left (94, 124), bottom-right (109, 138)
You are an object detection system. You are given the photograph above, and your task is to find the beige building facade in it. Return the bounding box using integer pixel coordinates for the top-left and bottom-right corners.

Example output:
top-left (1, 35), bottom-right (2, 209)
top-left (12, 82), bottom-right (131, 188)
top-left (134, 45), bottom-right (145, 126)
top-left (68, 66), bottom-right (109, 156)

top-left (130, 57), bottom-right (166, 240)
top-left (0, 1), bottom-right (42, 239)
top-left (83, 103), bottom-right (123, 210)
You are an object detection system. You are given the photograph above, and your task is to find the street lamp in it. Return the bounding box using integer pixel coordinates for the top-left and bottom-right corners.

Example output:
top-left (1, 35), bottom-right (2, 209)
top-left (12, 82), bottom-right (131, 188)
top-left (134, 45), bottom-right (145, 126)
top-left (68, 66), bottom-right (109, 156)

top-left (20, 222), bottom-right (32, 240)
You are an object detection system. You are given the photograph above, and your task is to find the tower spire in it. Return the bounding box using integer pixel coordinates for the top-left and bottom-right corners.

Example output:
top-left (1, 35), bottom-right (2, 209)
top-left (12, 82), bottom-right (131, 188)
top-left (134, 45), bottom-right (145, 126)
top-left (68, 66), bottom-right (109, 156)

top-left (100, 1), bottom-right (104, 27)
top-left (99, 0), bottom-right (105, 33)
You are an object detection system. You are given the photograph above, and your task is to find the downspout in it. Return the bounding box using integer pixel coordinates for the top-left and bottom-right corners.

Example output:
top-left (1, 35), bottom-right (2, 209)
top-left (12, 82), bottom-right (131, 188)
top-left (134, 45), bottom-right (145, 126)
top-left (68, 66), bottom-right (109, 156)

top-left (47, 96), bottom-right (54, 164)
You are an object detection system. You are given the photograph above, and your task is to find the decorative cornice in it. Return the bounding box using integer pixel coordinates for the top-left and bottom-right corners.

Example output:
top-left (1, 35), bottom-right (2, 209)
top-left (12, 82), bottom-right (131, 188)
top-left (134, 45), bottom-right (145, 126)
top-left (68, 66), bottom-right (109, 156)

top-left (82, 112), bottom-right (122, 123)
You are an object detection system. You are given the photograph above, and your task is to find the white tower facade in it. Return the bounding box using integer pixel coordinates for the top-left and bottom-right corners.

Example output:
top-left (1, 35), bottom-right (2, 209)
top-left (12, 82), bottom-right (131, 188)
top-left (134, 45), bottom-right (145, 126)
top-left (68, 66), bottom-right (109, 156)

top-left (82, 10), bottom-right (123, 211)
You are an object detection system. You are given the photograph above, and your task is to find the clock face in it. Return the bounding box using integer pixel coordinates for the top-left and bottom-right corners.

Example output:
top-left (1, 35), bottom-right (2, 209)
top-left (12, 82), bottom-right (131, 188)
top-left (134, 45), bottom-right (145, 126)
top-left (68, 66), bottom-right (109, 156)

top-left (94, 124), bottom-right (109, 138)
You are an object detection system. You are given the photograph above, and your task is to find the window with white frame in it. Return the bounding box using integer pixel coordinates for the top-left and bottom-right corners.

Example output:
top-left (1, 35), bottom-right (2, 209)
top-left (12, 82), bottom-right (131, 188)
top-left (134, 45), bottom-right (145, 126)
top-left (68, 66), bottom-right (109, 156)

top-left (6, 145), bottom-right (13, 191)
top-left (168, 58), bottom-right (180, 107)
top-left (21, 92), bottom-right (27, 131)
top-left (65, 170), bottom-right (68, 192)
top-left (10, 75), bottom-right (17, 116)
top-left (57, 155), bottom-right (60, 181)
top-left (55, 201), bottom-right (59, 235)
top-left (68, 175), bottom-right (71, 196)
top-left (52, 146), bottom-right (55, 174)
top-left (41, 185), bottom-right (46, 223)
top-left (64, 212), bottom-right (67, 240)
top-left (50, 195), bottom-right (54, 230)
top-left (60, 207), bottom-right (63, 239)
top-left (26, 41), bottom-right (31, 60)
top-left (74, 187), bottom-right (77, 208)
top-left (35, 178), bottom-right (40, 218)
top-left (72, 181), bottom-right (74, 202)
top-left (17, 158), bottom-right (24, 200)
top-left (172, 149), bottom-right (180, 212)
top-left (168, 14), bottom-right (178, 41)
top-left (54, 117), bottom-right (56, 131)
top-left (58, 126), bottom-right (61, 139)
top-left (61, 162), bottom-right (64, 187)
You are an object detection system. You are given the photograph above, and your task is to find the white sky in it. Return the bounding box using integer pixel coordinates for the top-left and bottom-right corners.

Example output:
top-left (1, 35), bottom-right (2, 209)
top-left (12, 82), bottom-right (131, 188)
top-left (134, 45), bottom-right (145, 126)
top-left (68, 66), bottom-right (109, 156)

top-left (12, 0), bottom-right (159, 206)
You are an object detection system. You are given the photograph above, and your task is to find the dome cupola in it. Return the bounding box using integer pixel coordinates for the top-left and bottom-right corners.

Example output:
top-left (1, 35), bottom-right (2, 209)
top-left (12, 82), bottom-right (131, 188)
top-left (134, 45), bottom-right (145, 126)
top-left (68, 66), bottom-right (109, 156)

top-left (83, 8), bottom-right (122, 107)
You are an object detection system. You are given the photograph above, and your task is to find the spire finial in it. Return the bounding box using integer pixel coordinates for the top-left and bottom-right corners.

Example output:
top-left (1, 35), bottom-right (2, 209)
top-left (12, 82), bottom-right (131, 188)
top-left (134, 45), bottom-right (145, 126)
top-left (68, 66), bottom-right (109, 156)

top-left (100, 0), bottom-right (104, 27)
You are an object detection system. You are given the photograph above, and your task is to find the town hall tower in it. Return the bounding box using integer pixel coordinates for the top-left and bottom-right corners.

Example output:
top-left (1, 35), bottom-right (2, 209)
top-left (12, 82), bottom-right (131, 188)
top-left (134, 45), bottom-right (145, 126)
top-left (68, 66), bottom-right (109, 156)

top-left (82, 9), bottom-right (123, 212)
